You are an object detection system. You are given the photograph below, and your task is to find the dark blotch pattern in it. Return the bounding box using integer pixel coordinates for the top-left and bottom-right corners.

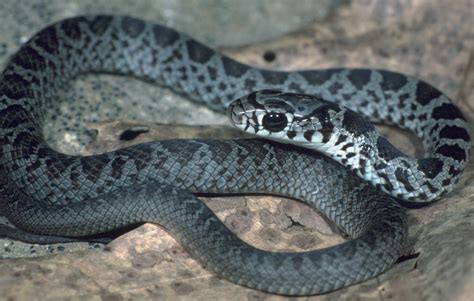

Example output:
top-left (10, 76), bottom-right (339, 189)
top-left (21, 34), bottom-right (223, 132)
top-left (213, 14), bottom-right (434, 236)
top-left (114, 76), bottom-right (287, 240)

top-left (152, 25), bottom-right (180, 46)
top-left (288, 82), bottom-right (303, 93)
top-left (380, 70), bottom-right (408, 92)
top-left (346, 152), bottom-right (356, 159)
top-left (341, 110), bottom-right (375, 137)
top-left (448, 166), bottom-right (462, 177)
top-left (394, 168), bottom-right (415, 192)
top-left (0, 74), bottom-right (35, 100)
top-left (435, 144), bottom-right (467, 162)
top-left (341, 142), bottom-right (354, 151)
top-left (0, 105), bottom-right (32, 128)
top-left (186, 40), bottom-right (215, 63)
top-left (432, 103), bottom-right (466, 121)
top-left (207, 66), bottom-right (217, 79)
top-left (347, 69), bottom-right (372, 90)
top-left (299, 69), bottom-right (341, 86)
top-left (425, 182), bottom-right (438, 194)
top-left (260, 70), bottom-right (288, 85)
top-left (31, 28), bottom-right (59, 55)
top-left (438, 126), bottom-right (470, 141)
top-left (415, 81), bottom-right (442, 105)
top-left (442, 178), bottom-right (451, 186)
top-left (309, 105), bottom-right (337, 144)
top-left (244, 79), bottom-right (257, 90)
top-left (417, 158), bottom-right (443, 179)
top-left (378, 172), bottom-right (394, 192)
top-left (89, 16), bottom-right (113, 36)
top-left (376, 136), bottom-right (406, 161)
top-left (222, 56), bottom-right (248, 77)
top-left (374, 162), bottom-right (387, 170)
top-left (110, 156), bottom-right (128, 178)
top-left (12, 46), bottom-right (47, 70)
top-left (287, 130), bottom-right (296, 139)
top-left (328, 82), bottom-right (344, 95)
top-left (121, 16), bottom-right (146, 38)
top-left (335, 134), bottom-right (347, 146)
top-left (304, 130), bottom-right (315, 142)
top-left (60, 17), bottom-right (85, 40)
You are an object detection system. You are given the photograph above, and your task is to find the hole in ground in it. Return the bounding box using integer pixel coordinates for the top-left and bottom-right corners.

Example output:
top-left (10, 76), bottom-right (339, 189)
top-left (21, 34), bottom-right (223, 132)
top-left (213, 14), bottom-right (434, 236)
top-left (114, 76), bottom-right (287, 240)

top-left (119, 125), bottom-right (150, 141)
top-left (263, 50), bottom-right (276, 63)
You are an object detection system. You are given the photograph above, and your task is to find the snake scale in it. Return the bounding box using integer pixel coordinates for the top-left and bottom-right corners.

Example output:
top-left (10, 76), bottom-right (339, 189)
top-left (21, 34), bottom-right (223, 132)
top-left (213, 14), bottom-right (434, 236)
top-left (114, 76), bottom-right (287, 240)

top-left (0, 15), bottom-right (470, 295)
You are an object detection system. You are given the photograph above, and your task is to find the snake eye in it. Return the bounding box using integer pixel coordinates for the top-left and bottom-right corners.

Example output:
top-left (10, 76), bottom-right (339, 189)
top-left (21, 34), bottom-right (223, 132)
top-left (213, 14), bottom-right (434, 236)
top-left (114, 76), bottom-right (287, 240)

top-left (262, 112), bottom-right (287, 132)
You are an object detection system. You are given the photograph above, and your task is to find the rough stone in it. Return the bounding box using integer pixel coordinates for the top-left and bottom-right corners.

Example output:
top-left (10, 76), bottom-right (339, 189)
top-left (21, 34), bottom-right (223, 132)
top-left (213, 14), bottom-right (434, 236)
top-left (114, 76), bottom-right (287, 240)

top-left (0, 1), bottom-right (473, 300)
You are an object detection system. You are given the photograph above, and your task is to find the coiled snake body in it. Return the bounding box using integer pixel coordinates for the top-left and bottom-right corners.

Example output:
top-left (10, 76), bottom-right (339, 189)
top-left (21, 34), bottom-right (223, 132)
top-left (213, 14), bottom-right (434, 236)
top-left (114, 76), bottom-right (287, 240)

top-left (0, 15), bottom-right (470, 295)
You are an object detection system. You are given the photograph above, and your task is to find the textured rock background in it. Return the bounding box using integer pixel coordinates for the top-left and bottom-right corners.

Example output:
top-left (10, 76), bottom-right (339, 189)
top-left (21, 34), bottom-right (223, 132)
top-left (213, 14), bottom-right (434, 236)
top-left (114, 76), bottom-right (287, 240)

top-left (1, 0), bottom-right (473, 300)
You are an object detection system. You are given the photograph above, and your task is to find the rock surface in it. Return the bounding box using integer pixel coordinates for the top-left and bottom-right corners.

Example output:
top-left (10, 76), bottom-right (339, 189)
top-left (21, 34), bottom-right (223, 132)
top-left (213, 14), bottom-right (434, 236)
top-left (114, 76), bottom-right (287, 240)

top-left (1, 1), bottom-right (473, 300)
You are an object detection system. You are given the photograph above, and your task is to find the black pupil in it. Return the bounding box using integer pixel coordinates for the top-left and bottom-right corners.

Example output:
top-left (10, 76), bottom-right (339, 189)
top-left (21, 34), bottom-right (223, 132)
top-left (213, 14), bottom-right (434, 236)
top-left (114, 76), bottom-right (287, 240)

top-left (262, 112), bottom-right (287, 132)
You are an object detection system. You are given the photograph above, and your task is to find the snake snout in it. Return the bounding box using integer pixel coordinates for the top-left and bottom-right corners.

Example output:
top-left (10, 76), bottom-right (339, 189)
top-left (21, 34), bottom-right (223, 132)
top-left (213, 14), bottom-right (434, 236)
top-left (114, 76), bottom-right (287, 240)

top-left (227, 101), bottom-right (246, 127)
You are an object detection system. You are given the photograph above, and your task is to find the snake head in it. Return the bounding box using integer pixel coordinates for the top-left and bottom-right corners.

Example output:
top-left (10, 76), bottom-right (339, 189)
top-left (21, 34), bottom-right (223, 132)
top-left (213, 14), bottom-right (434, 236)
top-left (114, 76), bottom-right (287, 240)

top-left (228, 90), bottom-right (352, 146)
top-left (228, 89), bottom-right (380, 176)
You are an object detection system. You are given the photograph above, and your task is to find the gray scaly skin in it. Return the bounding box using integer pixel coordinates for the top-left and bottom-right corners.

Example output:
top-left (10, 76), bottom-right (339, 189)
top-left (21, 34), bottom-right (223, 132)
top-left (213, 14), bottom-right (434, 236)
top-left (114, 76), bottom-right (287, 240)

top-left (0, 15), bottom-right (467, 295)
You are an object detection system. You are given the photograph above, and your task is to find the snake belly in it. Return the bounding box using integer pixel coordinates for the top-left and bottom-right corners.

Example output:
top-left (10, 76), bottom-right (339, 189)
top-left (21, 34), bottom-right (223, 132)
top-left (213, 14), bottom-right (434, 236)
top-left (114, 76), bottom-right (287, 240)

top-left (0, 15), bottom-right (469, 295)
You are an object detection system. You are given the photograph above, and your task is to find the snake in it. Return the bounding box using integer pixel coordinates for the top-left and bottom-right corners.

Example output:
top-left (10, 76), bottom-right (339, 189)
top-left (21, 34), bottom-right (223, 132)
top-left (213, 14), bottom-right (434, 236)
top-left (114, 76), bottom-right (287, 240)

top-left (0, 15), bottom-right (470, 295)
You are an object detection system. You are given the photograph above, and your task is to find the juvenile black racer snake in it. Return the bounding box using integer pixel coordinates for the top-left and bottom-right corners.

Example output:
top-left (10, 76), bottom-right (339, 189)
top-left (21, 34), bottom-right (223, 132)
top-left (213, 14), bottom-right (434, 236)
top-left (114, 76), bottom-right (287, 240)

top-left (0, 15), bottom-right (470, 295)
